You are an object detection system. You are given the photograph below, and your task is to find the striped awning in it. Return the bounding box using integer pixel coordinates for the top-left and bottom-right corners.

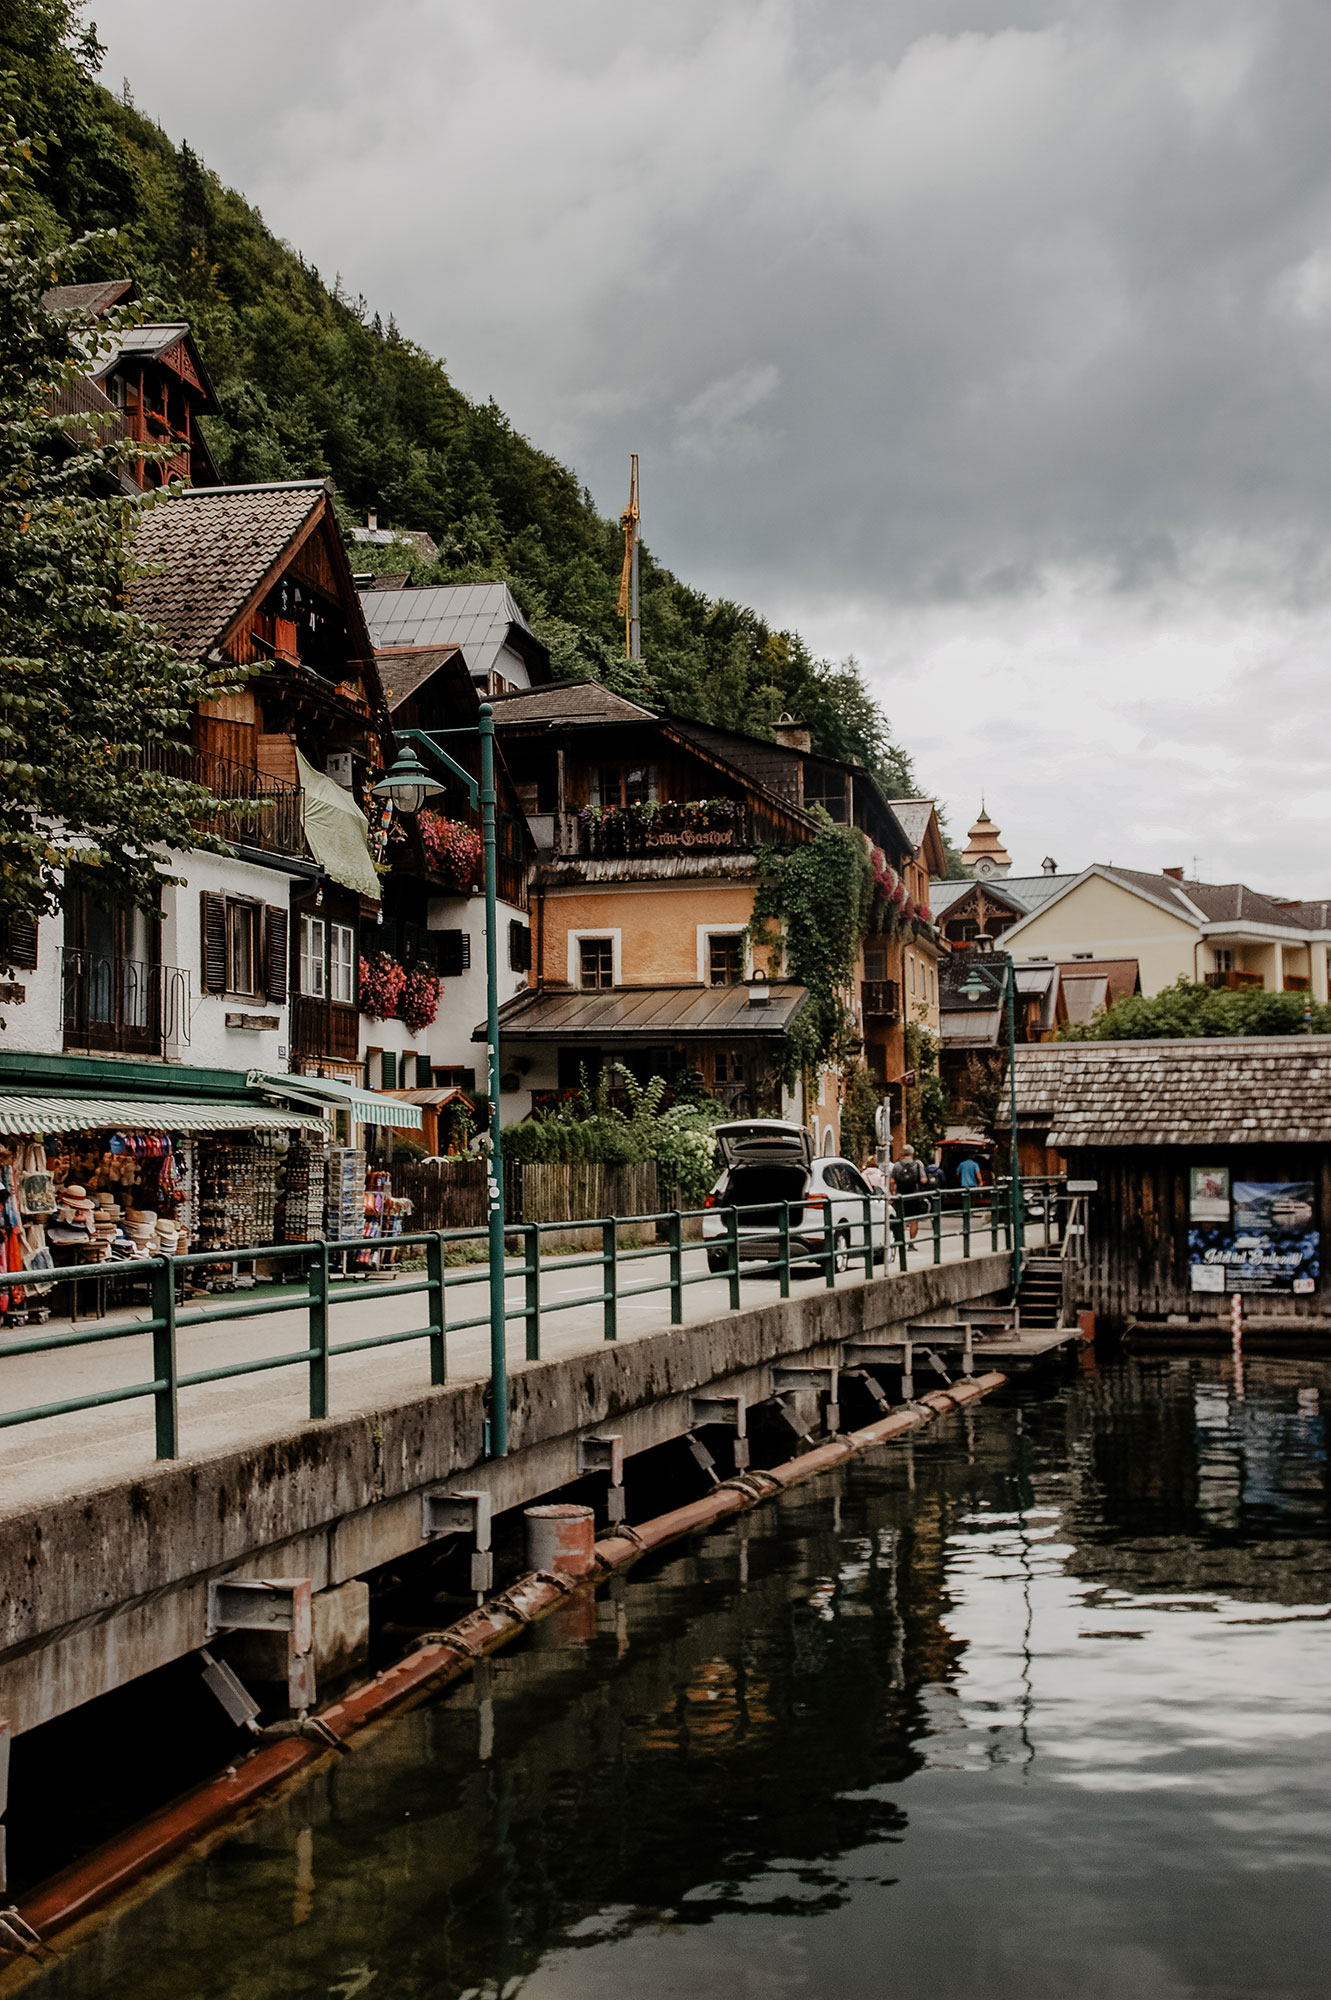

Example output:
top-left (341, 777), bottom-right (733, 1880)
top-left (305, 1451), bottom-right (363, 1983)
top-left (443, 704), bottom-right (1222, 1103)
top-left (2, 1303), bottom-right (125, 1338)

top-left (0, 1095), bottom-right (321, 1137)
top-left (249, 1071), bottom-right (424, 1131)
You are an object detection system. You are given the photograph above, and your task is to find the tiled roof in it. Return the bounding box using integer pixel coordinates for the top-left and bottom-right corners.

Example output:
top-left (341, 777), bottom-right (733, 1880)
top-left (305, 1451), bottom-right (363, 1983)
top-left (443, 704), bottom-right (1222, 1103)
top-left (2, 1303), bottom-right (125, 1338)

top-left (377, 646), bottom-right (461, 710)
top-left (1095, 868), bottom-right (1310, 933)
top-left (131, 481), bottom-right (328, 660)
top-left (41, 279), bottom-right (133, 316)
top-left (361, 583), bottom-right (549, 683)
top-left (1055, 959), bottom-right (1139, 1005)
top-left (479, 981), bottom-right (808, 1042)
top-left (489, 680), bottom-right (657, 726)
top-left (1014, 1038), bottom-right (1331, 1147)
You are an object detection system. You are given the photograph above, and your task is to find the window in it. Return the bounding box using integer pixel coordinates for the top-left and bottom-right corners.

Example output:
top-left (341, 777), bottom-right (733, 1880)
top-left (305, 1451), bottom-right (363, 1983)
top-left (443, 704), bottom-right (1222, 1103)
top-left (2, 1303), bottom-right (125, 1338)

top-left (864, 943), bottom-right (887, 982)
top-left (330, 923), bottom-right (356, 1005)
top-left (908, 956), bottom-right (916, 996)
top-left (591, 763), bottom-right (657, 807)
top-left (708, 934), bottom-right (743, 986)
top-left (509, 920), bottom-right (532, 973)
top-left (300, 915), bottom-right (326, 998)
top-left (803, 765), bottom-right (847, 822)
top-left (714, 1050), bottom-right (745, 1084)
top-left (1214, 948), bottom-right (1234, 972)
top-left (438, 930), bottom-right (471, 978)
top-left (579, 937), bottom-right (615, 990)
top-left (227, 901), bottom-right (259, 996)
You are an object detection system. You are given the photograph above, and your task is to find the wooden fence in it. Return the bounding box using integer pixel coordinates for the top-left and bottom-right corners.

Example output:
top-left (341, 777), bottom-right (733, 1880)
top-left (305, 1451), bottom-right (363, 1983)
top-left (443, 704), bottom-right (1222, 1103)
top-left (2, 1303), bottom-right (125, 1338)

top-left (394, 1158), bottom-right (661, 1231)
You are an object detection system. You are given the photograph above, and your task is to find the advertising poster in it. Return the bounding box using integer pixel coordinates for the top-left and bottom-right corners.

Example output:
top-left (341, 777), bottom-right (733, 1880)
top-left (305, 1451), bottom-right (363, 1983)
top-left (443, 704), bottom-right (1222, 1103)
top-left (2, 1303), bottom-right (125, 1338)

top-left (1189, 1167), bottom-right (1231, 1222)
top-left (1188, 1180), bottom-right (1319, 1296)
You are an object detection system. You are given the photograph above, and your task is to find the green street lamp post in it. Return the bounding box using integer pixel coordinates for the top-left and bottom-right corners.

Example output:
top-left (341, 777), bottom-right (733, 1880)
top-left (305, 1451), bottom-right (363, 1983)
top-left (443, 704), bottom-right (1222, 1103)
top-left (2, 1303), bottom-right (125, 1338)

top-left (374, 704), bottom-right (510, 1455)
top-left (957, 935), bottom-right (1024, 1282)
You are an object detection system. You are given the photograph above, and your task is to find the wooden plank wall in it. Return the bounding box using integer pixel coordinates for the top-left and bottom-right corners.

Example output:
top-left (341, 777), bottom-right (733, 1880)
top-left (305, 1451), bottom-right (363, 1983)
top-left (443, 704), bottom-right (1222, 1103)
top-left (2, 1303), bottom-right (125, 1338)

top-left (1070, 1144), bottom-right (1331, 1323)
top-left (394, 1159), bottom-right (662, 1231)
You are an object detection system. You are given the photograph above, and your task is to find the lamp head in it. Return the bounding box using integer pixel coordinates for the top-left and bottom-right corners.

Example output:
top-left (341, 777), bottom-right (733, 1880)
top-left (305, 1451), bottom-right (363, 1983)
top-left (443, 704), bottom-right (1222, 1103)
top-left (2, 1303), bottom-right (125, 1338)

top-left (959, 966), bottom-right (988, 1003)
top-left (372, 744), bottom-right (446, 817)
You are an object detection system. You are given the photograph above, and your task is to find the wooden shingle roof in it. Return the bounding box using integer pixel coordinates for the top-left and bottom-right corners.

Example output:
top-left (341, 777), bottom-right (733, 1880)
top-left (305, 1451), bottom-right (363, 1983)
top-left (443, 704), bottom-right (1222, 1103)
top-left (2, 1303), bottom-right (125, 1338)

top-left (131, 480), bottom-right (329, 661)
top-left (1014, 1038), bottom-right (1331, 1148)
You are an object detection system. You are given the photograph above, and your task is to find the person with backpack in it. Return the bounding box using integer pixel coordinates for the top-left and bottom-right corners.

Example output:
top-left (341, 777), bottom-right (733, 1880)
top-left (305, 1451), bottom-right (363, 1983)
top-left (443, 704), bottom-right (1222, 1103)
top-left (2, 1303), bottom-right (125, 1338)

top-left (891, 1144), bottom-right (926, 1243)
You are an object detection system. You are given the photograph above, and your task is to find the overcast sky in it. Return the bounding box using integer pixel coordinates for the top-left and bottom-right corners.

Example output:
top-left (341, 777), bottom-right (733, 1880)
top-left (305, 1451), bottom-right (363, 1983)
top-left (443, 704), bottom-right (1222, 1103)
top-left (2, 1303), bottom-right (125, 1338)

top-left (91, 0), bottom-right (1331, 892)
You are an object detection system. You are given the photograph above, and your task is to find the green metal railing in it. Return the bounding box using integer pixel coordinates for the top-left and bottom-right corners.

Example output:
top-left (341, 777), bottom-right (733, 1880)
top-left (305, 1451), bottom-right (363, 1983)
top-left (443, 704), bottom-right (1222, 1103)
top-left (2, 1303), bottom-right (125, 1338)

top-left (0, 1176), bottom-right (1069, 1461)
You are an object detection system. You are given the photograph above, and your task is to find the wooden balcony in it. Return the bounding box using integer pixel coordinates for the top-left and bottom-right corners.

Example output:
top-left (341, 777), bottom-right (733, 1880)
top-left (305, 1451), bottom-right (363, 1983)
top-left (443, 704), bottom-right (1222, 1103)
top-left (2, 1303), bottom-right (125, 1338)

top-left (291, 995), bottom-right (361, 1065)
top-left (136, 744), bottom-right (305, 858)
top-left (861, 978), bottom-right (900, 1021)
top-left (554, 803), bottom-right (752, 860)
top-left (1204, 970), bottom-right (1264, 990)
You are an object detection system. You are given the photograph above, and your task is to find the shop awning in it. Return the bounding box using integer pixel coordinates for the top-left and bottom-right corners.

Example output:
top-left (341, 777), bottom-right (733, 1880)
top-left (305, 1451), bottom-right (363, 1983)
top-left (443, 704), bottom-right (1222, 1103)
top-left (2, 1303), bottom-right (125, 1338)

top-left (0, 1095), bottom-right (319, 1137)
top-left (250, 1071), bottom-right (424, 1131)
top-left (296, 748), bottom-right (382, 902)
top-left (384, 1086), bottom-right (473, 1109)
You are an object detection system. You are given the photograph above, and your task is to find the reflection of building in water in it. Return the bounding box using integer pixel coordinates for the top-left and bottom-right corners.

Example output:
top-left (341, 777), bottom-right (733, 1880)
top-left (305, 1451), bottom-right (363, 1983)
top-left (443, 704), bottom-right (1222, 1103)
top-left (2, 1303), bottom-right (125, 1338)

top-left (1037, 1356), bottom-right (1330, 1599)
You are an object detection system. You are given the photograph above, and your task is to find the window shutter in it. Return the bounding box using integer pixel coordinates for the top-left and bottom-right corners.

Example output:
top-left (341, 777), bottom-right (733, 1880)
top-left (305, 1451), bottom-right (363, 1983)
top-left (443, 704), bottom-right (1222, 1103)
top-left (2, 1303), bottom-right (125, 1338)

top-left (264, 906), bottom-right (289, 1005)
top-left (439, 929), bottom-right (471, 977)
top-left (0, 918), bottom-right (38, 971)
top-left (200, 892), bottom-right (227, 994)
top-left (508, 920), bottom-right (531, 973)
top-left (381, 1050), bottom-right (398, 1090)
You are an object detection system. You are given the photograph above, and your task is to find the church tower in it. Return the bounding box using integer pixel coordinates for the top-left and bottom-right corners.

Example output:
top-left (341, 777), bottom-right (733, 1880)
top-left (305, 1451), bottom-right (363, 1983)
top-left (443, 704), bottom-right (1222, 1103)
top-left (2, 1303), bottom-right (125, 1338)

top-left (961, 804), bottom-right (1012, 879)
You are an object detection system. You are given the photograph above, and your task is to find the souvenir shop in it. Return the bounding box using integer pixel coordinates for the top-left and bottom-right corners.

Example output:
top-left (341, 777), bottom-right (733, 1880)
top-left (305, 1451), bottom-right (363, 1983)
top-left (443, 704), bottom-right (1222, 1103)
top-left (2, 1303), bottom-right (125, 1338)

top-left (0, 1093), bottom-right (419, 1323)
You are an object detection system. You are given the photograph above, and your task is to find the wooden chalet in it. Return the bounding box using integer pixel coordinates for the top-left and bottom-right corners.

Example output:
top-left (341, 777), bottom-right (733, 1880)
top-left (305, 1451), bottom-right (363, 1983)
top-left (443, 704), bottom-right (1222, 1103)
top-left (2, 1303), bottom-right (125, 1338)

top-left (43, 279), bottom-right (219, 489)
top-left (1015, 1039), bottom-right (1331, 1331)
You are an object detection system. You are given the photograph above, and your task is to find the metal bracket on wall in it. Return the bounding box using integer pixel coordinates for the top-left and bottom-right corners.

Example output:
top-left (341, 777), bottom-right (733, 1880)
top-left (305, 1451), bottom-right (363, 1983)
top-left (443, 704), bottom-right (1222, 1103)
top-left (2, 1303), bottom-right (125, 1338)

top-left (772, 1365), bottom-right (841, 1434)
top-left (689, 1394), bottom-right (749, 1470)
top-left (198, 1648), bottom-right (261, 1733)
top-left (206, 1577), bottom-right (313, 1653)
top-left (422, 1488), bottom-right (494, 1594)
top-left (579, 1433), bottom-right (626, 1521)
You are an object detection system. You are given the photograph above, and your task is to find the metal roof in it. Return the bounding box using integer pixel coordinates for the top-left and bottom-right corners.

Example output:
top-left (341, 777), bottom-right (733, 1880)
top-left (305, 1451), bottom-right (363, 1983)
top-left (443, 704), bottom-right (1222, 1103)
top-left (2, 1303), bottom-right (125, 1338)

top-left (362, 584), bottom-right (548, 685)
top-left (940, 1011), bottom-right (1002, 1049)
top-left (0, 1095), bottom-right (318, 1137)
top-left (479, 982), bottom-right (809, 1043)
top-left (251, 1072), bottom-right (423, 1130)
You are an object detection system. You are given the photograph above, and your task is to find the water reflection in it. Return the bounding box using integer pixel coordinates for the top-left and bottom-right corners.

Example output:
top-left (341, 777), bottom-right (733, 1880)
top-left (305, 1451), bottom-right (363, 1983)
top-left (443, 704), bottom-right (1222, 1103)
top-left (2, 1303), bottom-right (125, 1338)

top-left (31, 1356), bottom-right (1331, 2000)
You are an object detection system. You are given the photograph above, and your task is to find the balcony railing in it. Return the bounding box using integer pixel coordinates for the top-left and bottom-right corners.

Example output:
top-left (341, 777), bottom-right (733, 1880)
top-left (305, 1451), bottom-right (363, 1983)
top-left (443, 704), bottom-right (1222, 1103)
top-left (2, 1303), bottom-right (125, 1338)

top-left (61, 949), bottom-right (191, 1055)
top-left (1284, 975), bottom-right (1312, 993)
top-left (554, 803), bottom-right (752, 861)
top-left (291, 994), bottom-right (361, 1065)
top-left (861, 978), bottom-right (900, 1021)
top-left (1204, 970), bottom-right (1265, 990)
top-left (134, 744), bottom-right (305, 858)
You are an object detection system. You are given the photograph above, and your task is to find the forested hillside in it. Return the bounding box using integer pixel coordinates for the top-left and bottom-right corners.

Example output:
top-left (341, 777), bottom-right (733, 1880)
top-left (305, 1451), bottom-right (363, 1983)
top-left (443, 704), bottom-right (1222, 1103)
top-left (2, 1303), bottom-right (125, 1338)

top-left (4, 0), bottom-right (924, 793)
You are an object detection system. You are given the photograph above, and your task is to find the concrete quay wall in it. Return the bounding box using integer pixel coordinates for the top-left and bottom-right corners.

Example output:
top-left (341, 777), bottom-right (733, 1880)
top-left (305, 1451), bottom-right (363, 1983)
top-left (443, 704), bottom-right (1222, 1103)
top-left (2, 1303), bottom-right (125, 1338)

top-left (0, 1253), bottom-right (1009, 1735)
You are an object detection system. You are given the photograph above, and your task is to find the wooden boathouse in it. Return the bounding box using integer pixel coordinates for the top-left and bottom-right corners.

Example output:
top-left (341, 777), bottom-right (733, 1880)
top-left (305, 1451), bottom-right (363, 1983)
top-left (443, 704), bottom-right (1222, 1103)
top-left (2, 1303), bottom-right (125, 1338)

top-left (1014, 1038), bottom-right (1331, 1330)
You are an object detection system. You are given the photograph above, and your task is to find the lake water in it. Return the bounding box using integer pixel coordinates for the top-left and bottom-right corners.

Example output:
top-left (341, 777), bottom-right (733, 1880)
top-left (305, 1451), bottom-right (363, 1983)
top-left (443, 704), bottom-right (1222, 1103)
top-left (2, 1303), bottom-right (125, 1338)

top-left (31, 1354), bottom-right (1331, 1999)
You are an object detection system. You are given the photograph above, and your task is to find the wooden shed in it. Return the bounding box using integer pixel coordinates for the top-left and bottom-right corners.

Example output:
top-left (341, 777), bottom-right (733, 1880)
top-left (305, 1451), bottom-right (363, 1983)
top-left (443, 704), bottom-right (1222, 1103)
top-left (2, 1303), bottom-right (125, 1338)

top-left (1014, 1038), bottom-right (1331, 1328)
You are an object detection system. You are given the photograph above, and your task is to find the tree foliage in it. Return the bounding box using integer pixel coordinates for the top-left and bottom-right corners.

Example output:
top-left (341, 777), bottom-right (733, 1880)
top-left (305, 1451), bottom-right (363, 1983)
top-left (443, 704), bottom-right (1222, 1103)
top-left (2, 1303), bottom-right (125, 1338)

top-left (501, 1063), bottom-right (723, 1203)
top-left (0, 2), bottom-right (926, 789)
top-left (1059, 979), bottom-right (1331, 1041)
top-left (0, 111), bottom-right (237, 950)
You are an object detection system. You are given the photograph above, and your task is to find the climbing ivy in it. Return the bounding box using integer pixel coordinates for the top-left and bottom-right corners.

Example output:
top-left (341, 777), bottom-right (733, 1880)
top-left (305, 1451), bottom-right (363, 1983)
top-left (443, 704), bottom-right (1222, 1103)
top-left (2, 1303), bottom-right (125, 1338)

top-left (903, 1023), bottom-right (948, 1150)
top-left (745, 818), bottom-right (875, 1083)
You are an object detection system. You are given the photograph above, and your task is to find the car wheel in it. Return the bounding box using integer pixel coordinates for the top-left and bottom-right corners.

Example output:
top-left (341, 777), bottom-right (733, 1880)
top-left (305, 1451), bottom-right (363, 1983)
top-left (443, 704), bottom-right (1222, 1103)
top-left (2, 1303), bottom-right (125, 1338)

top-left (707, 1249), bottom-right (729, 1274)
top-left (833, 1229), bottom-right (850, 1274)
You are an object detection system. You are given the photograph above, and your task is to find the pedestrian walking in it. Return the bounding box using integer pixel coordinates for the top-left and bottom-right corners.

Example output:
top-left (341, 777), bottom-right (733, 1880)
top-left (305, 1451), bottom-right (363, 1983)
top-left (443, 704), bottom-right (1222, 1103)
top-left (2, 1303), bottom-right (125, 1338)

top-left (891, 1144), bottom-right (926, 1242)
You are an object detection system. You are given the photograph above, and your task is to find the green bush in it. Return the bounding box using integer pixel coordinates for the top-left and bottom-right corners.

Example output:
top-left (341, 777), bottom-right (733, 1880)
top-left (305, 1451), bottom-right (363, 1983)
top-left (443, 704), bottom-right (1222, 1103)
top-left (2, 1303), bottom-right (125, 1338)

top-left (1060, 979), bottom-right (1331, 1040)
top-left (501, 1065), bottom-right (724, 1201)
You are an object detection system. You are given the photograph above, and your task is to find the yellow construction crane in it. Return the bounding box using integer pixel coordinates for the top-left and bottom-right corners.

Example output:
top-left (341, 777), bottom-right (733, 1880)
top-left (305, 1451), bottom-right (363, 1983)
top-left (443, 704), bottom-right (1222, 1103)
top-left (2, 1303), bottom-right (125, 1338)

top-left (617, 453), bottom-right (640, 660)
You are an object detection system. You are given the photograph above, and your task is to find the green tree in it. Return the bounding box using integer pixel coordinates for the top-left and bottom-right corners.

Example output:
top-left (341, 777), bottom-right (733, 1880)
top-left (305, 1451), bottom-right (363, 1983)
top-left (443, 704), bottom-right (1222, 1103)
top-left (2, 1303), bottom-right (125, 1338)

top-left (0, 114), bottom-right (237, 956)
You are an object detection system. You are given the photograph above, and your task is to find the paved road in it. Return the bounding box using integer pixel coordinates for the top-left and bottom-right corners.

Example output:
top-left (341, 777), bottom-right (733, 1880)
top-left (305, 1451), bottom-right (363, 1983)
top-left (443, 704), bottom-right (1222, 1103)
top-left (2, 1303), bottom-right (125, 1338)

top-left (0, 1212), bottom-right (1028, 1514)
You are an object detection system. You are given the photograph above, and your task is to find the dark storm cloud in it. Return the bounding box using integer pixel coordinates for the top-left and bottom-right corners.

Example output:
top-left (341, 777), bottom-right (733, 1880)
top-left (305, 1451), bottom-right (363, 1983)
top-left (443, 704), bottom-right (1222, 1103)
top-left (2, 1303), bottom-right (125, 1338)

top-left (90, 1), bottom-right (1331, 890)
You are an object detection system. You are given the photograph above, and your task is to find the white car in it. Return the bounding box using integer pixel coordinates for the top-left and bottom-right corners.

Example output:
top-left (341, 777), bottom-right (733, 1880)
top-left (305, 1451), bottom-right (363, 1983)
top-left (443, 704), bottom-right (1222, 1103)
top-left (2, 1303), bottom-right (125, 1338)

top-left (701, 1120), bottom-right (887, 1275)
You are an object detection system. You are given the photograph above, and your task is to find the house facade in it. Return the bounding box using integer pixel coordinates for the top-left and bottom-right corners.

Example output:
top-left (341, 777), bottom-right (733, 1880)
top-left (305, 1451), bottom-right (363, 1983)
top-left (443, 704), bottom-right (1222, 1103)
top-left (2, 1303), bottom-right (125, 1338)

top-left (999, 866), bottom-right (1331, 998)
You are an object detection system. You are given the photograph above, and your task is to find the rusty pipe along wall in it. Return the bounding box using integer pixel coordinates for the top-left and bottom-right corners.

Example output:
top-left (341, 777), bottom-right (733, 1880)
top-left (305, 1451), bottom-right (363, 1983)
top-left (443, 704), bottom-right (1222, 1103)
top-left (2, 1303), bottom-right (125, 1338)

top-left (0, 1373), bottom-right (1005, 1977)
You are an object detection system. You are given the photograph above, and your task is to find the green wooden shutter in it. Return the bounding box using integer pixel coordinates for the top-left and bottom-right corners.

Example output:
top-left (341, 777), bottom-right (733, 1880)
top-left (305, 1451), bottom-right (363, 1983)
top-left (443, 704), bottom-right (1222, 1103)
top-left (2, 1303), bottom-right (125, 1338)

top-left (381, 1050), bottom-right (398, 1090)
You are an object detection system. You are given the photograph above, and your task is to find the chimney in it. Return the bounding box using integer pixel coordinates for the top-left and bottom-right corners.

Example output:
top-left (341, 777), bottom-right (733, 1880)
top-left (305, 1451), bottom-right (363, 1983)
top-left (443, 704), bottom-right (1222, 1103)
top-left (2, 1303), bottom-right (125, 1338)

top-left (1041, 855), bottom-right (1058, 876)
top-left (367, 510), bottom-right (378, 531)
top-left (772, 713), bottom-right (811, 754)
top-left (1162, 866), bottom-right (1184, 881)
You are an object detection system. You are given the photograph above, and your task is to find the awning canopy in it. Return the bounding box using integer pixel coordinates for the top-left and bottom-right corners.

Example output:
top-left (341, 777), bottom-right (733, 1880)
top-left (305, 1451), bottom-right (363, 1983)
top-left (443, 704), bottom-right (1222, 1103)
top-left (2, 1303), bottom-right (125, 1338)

top-left (296, 748), bottom-right (382, 902)
top-left (940, 1009), bottom-right (1002, 1049)
top-left (0, 1095), bottom-right (318, 1137)
top-left (478, 981), bottom-right (809, 1043)
top-left (384, 1086), bottom-right (473, 1109)
top-left (250, 1070), bottom-right (424, 1130)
